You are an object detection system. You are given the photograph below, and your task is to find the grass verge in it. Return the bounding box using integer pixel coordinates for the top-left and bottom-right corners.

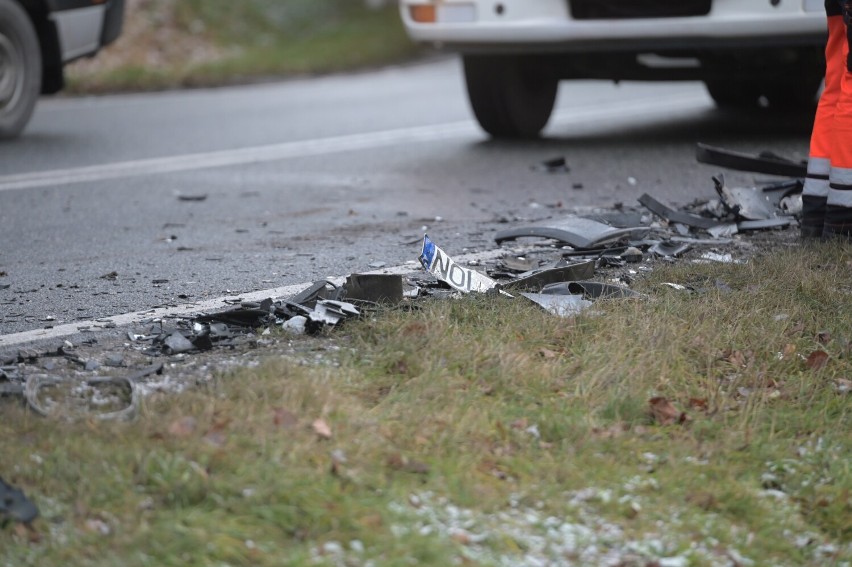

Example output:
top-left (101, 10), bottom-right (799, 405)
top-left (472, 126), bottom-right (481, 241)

top-left (1, 243), bottom-right (850, 565)
top-left (65, 0), bottom-right (421, 94)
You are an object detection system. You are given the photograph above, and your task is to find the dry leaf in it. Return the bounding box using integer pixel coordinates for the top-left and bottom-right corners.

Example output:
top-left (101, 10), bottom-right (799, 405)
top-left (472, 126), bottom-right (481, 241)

top-left (649, 397), bottom-right (687, 425)
top-left (312, 418), bottom-right (332, 439)
top-left (386, 453), bottom-right (430, 474)
top-left (538, 348), bottom-right (559, 359)
top-left (13, 523), bottom-right (41, 543)
top-left (785, 321), bottom-right (806, 337)
top-left (686, 491), bottom-right (718, 511)
top-left (782, 343), bottom-right (797, 357)
top-left (167, 416), bottom-right (197, 438)
top-left (805, 350), bottom-right (829, 371)
top-left (688, 398), bottom-right (708, 411)
top-left (591, 422), bottom-right (629, 439)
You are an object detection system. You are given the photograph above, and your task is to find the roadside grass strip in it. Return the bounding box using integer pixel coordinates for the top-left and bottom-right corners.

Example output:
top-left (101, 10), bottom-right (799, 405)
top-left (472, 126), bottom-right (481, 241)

top-left (1, 243), bottom-right (850, 565)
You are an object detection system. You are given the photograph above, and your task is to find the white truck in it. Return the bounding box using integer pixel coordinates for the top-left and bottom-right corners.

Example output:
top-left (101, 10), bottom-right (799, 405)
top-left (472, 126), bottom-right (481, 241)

top-left (0, 0), bottom-right (125, 139)
top-left (399, 0), bottom-right (828, 138)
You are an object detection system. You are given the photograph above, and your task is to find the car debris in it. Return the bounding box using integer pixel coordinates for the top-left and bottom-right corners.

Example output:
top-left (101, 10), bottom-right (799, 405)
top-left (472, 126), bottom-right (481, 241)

top-left (0, 477), bottom-right (38, 526)
top-left (419, 235), bottom-right (499, 293)
top-left (695, 143), bottom-right (806, 178)
top-left (494, 216), bottom-right (649, 250)
top-left (638, 193), bottom-right (722, 231)
top-left (521, 292), bottom-right (592, 317)
top-left (501, 260), bottom-right (596, 290)
top-left (344, 274), bottom-right (404, 304)
top-left (713, 175), bottom-right (776, 220)
top-left (532, 156), bottom-right (570, 173)
top-left (649, 241), bottom-right (692, 258)
top-left (25, 374), bottom-right (138, 421)
top-left (540, 281), bottom-right (643, 300)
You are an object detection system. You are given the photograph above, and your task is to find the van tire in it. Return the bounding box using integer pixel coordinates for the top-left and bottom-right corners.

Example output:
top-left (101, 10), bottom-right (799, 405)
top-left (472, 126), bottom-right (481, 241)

top-left (0, 0), bottom-right (42, 139)
top-left (463, 55), bottom-right (557, 139)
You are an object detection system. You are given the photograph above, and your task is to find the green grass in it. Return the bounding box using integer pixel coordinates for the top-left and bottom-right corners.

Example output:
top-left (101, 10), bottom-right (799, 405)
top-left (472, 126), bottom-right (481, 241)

top-left (65, 1), bottom-right (421, 93)
top-left (1, 243), bottom-right (850, 565)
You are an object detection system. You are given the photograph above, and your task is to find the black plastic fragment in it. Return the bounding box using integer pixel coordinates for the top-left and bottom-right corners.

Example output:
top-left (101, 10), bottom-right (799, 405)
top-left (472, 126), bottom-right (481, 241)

top-left (344, 274), bottom-right (403, 304)
top-left (696, 143), bottom-right (806, 178)
top-left (638, 193), bottom-right (721, 230)
top-left (0, 477), bottom-right (39, 525)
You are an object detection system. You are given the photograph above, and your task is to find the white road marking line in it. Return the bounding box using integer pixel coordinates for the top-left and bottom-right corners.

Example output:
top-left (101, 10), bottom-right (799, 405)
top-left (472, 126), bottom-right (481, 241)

top-left (0, 247), bottom-right (512, 348)
top-left (0, 93), bottom-right (709, 192)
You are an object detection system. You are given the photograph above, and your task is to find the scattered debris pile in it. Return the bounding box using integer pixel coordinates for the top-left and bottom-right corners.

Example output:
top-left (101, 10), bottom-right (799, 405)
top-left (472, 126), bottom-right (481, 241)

top-left (0, 144), bottom-right (805, 424)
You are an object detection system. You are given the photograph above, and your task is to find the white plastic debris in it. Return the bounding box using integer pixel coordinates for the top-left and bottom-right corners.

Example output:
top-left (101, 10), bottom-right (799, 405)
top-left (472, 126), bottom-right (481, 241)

top-left (282, 315), bottom-right (307, 335)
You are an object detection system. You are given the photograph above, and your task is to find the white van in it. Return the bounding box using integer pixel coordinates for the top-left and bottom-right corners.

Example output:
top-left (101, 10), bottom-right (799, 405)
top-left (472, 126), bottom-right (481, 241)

top-left (399, 0), bottom-right (828, 137)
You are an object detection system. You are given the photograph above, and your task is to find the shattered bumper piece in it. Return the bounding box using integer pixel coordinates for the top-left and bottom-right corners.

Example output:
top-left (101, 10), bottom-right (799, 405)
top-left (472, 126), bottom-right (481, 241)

top-left (521, 292), bottom-right (592, 317)
top-left (494, 216), bottom-right (648, 250)
top-left (419, 235), bottom-right (498, 293)
top-left (0, 477), bottom-right (38, 525)
top-left (696, 143), bottom-right (806, 178)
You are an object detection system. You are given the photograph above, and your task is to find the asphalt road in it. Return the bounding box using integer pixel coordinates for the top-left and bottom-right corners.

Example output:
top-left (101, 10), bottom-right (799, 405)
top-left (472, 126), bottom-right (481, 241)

top-left (0, 56), bottom-right (813, 340)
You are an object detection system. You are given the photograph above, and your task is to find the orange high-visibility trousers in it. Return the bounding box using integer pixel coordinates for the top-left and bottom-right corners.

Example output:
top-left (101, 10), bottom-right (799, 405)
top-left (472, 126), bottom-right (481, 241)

top-left (803, 1), bottom-right (847, 237)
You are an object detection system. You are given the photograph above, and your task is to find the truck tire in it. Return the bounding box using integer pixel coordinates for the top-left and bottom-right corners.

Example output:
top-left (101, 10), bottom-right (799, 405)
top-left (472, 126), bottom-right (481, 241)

top-left (463, 55), bottom-right (557, 139)
top-left (0, 0), bottom-right (42, 139)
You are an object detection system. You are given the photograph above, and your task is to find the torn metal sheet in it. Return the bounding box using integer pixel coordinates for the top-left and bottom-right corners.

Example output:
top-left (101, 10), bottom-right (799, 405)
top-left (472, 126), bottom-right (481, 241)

top-left (521, 292), bottom-right (592, 318)
top-left (541, 281), bottom-right (642, 299)
top-left (649, 241), bottom-right (692, 258)
top-left (0, 477), bottom-right (38, 525)
top-left (638, 194), bottom-right (722, 230)
top-left (696, 143), bottom-right (806, 178)
top-left (503, 260), bottom-right (596, 291)
top-left (713, 175), bottom-right (775, 220)
top-left (344, 274), bottom-right (403, 304)
top-left (494, 216), bottom-right (649, 250)
top-left (420, 235), bottom-right (498, 293)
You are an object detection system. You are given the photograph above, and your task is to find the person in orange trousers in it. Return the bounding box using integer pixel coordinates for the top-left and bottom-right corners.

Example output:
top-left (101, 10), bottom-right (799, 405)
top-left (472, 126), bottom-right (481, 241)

top-left (803, 0), bottom-right (852, 240)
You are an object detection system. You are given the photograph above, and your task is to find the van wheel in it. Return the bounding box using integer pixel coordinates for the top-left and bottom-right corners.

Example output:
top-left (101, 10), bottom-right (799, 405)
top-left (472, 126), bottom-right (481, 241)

top-left (704, 79), bottom-right (763, 109)
top-left (705, 75), bottom-right (821, 111)
top-left (463, 55), bottom-right (557, 139)
top-left (0, 0), bottom-right (42, 139)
